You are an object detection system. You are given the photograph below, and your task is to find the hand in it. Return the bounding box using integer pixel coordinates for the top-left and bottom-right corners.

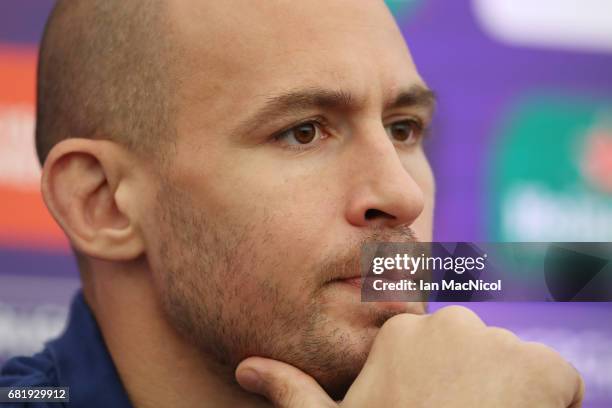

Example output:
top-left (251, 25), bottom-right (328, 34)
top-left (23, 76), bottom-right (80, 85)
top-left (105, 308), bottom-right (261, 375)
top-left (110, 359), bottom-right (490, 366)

top-left (235, 306), bottom-right (584, 408)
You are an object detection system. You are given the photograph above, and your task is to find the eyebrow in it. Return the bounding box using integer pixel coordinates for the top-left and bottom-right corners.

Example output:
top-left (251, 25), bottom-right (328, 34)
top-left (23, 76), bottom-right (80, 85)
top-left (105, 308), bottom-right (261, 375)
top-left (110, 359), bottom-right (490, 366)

top-left (231, 84), bottom-right (436, 138)
top-left (385, 85), bottom-right (436, 112)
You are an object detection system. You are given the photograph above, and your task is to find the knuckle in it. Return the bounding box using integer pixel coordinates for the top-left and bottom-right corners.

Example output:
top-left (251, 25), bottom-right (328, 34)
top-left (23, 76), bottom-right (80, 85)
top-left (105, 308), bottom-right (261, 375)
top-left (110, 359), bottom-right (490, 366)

top-left (431, 305), bottom-right (484, 327)
top-left (523, 341), bottom-right (562, 363)
top-left (377, 313), bottom-right (422, 342)
top-left (523, 342), bottom-right (565, 373)
top-left (487, 326), bottom-right (520, 344)
top-left (268, 380), bottom-right (294, 406)
top-left (380, 313), bottom-right (419, 333)
top-left (522, 341), bottom-right (579, 386)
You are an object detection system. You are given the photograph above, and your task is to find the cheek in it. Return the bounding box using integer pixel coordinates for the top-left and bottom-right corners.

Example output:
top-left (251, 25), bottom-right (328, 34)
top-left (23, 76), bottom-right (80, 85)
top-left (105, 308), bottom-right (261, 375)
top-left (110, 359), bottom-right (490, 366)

top-left (191, 176), bottom-right (336, 280)
top-left (196, 152), bottom-right (341, 238)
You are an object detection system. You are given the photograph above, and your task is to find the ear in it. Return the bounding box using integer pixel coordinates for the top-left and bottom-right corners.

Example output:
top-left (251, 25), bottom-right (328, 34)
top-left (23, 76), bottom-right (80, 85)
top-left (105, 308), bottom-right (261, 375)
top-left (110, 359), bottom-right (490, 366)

top-left (41, 138), bottom-right (145, 261)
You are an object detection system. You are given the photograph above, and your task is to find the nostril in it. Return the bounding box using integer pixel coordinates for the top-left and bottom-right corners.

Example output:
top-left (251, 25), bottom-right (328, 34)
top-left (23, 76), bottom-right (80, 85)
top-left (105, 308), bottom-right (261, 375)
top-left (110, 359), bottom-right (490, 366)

top-left (364, 208), bottom-right (395, 221)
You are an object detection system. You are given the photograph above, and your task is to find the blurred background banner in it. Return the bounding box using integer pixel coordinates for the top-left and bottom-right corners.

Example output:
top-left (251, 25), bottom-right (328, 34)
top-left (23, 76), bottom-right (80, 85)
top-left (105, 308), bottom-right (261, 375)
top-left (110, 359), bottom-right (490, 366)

top-left (1, 0), bottom-right (611, 405)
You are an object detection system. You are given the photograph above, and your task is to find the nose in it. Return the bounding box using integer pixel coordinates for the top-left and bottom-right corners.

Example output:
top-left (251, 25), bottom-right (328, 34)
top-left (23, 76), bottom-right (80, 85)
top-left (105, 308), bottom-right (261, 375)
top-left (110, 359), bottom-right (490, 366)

top-left (344, 126), bottom-right (425, 230)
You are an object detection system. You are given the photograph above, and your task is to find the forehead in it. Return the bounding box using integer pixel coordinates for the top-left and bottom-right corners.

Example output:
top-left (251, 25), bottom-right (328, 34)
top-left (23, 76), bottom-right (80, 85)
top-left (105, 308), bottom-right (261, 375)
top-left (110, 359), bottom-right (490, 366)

top-left (170, 0), bottom-right (403, 51)
top-left (167, 0), bottom-right (424, 135)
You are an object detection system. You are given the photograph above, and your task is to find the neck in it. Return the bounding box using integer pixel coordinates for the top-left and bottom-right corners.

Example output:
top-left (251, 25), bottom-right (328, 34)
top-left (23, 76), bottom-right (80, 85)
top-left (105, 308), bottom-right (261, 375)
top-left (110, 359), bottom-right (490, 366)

top-left (83, 259), bottom-right (270, 408)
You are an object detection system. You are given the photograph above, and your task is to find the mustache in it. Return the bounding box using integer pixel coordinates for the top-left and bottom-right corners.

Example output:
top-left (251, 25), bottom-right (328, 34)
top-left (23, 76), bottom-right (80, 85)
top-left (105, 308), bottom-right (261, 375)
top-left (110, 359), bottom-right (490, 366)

top-left (366, 225), bottom-right (418, 243)
top-left (314, 225), bottom-right (419, 286)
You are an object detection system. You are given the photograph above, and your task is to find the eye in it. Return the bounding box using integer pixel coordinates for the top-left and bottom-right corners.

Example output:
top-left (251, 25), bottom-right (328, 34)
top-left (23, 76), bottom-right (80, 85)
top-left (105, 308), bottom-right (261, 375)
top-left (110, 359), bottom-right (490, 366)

top-left (385, 119), bottom-right (423, 145)
top-left (275, 121), bottom-right (326, 147)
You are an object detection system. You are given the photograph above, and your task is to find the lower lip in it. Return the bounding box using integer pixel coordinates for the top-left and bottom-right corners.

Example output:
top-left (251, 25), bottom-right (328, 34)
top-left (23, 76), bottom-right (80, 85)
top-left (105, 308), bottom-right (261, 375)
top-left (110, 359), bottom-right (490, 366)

top-left (334, 278), bottom-right (422, 314)
top-left (333, 279), bottom-right (426, 315)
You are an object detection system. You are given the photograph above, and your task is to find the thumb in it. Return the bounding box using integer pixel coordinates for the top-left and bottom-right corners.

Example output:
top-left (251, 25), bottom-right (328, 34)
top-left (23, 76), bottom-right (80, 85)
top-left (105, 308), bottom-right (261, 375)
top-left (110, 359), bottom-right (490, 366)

top-left (235, 356), bottom-right (338, 408)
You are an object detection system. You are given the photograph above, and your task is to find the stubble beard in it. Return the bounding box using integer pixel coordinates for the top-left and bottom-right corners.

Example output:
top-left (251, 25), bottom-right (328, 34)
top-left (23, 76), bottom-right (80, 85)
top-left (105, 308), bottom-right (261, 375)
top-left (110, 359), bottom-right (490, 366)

top-left (153, 181), bottom-right (416, 399)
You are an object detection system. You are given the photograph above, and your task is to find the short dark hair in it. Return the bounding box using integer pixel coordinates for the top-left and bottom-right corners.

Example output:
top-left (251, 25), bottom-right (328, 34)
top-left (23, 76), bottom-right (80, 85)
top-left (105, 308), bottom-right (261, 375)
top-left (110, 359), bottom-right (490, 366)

top-left (35, 0), bottom-right (175, 165)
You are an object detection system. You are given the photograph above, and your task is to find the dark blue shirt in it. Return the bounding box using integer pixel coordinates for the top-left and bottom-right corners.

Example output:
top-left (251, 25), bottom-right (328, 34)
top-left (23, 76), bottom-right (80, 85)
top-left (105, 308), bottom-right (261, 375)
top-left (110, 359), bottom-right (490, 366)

top-left (0, 291), bottom-right (133, 407)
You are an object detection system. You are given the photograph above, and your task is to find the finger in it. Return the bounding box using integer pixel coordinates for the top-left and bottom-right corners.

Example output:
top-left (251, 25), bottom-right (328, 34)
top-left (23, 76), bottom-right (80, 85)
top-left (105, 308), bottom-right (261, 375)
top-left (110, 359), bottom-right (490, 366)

top-left (568, 371), bottom-right (585, 408)
top-left (235, 356), bottom-right (338, 408)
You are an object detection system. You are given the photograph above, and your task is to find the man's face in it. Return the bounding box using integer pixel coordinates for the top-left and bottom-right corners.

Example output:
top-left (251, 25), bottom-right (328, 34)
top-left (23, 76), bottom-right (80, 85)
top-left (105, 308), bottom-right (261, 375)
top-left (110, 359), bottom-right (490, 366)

top-left (142, 0), bottom-right (434, 398)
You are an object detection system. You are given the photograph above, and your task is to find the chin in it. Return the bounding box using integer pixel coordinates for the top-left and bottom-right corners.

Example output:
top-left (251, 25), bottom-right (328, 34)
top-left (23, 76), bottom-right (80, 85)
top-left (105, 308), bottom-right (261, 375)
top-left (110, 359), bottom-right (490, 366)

top-left (297, 317), bottom-right (378, 401)
top-left (311, 342), bottom-right (370, 401)
top-left (300, 296), bottom-right (416, 399)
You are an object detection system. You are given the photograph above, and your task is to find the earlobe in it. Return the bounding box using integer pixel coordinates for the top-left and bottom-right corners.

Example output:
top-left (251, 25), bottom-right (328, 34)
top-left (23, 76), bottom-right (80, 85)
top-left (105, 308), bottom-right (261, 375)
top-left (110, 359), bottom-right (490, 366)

top-left (41, 139), bottom-right (145, 261)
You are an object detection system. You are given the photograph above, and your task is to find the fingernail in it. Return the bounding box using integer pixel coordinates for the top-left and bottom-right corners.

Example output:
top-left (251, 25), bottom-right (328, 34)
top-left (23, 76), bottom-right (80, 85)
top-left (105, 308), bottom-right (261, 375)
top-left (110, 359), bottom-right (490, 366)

top-left (237, 368), bottom-right (262, 393)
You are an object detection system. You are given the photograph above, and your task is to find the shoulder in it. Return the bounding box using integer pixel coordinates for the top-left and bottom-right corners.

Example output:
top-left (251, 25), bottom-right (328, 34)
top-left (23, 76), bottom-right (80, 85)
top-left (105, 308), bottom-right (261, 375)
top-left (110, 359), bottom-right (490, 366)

top-left (1, 347), bottom-right (58, 387)
top-left (0, 349), bottom-right (64, 407)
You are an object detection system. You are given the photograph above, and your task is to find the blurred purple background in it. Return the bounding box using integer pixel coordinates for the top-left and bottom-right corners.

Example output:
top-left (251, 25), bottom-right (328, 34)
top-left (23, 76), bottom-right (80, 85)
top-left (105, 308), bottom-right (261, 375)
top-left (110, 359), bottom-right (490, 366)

top-left (0, 0), bottom-right (610, 405)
